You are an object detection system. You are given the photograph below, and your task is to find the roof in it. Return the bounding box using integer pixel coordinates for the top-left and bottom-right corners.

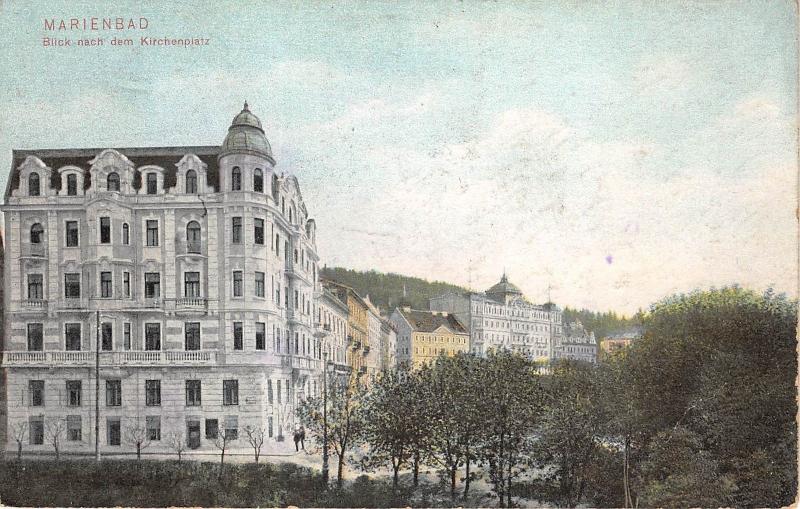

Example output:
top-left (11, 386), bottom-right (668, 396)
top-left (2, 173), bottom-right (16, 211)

top-left (221, 102), bottom-right (273, 160)
top-left (486, 273), bottom-right (523, 296)
top-left (396, 308), bottom-right (468, 334)
top-left (7, 145), bottom-right (220, 199)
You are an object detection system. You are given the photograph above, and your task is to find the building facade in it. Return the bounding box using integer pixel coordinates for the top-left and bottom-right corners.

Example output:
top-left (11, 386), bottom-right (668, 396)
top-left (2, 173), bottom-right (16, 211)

top-left (322, 280), bottom-right (370, 382)
top-left (1, 104), bottom-right (328, 455)
top-left (317, 287), bottom-right (351, 382)
top-left (554, 320), bottom-right (597, 364)
top-left (389, 307), bottom-right (469, 369)
top-left (429, 274), bottom-right (563, 363)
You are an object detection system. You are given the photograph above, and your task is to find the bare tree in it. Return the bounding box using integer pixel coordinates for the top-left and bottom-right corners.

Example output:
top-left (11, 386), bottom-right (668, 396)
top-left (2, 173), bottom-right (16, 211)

top-left (123, 420), bottom-right (152, 460)
top-left (213, 428), bottom-right (237, 466)
top-left (45, 417), bottom-right (67, 461)
top-left (243, 425), bottom-right (266, 463)
top-left (167, 428), bottom-right (187, 462)
top-left (10, 422), bottom-right (28, 461)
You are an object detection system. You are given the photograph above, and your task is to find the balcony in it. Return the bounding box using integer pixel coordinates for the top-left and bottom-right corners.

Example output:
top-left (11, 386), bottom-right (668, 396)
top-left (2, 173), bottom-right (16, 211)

top-left (351, 340), bottom-right (362, 350)
top-left (164, 297), bottom-right (208, 312)
top-left (362, 345), bottom-right (371, 355)
top-left (1, 350), bottom-right (217, 367)
top-left (178, 241), bottom-right (203, 256)
top-left (19, 299), bottom-right (47, 310)
top-left (21, 244), bottom-right (46, 258)
top-left (280, 355), bottom-right (321, 371)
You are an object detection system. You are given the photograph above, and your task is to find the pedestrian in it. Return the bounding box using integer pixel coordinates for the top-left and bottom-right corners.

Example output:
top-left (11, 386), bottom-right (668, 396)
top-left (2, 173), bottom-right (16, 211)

top-left (293, 427), bottom-right (300, 452)
top-left (299, 425), bottom-right (306, 451)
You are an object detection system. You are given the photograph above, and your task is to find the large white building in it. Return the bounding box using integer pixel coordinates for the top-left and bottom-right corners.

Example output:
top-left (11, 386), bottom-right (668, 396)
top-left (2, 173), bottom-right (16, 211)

top-left (1, 104), bottom-right (331, 454)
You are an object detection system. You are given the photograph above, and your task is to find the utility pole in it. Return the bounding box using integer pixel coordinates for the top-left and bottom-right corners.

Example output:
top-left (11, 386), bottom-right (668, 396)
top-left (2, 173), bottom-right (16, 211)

top-left (95, 309), bottom-right (100, 462)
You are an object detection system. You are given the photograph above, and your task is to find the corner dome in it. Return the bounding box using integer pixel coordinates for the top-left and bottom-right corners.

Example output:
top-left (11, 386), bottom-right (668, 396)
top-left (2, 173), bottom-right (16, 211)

top-left (487, 273), bottom-right (522, 296)
top-left (220, 102), bottom-right (274, 161)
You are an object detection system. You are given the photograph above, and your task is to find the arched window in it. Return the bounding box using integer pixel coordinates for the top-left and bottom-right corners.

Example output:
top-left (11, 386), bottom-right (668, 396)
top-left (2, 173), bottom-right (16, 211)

top-left (186, 170), bottom-right (197, 194)
top-left (186, 221), bottom-right (201, 253)
top-left (231, 167), bottom-right (241, 191)
top-left (30, 223), bottom-right (44, 244)
top-left (107, 172), bottom-right (120, 192)
top-left (28, 173), bottom-right (40, 196)
top-left (253, 168), bottom-right (263, 192)
top-left (122, 223), bottom-right (130, 245)
top-left (271, 174), bottom-right (279, 199)
top-left (67, 174), bottom-right (78, 195)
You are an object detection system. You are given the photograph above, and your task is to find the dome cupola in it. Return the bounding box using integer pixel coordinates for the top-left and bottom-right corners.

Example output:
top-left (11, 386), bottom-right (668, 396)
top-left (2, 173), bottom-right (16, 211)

top-left (486, 273), bottom-right (523, 302)
top-left (220, 102), bottom-right (274, 162)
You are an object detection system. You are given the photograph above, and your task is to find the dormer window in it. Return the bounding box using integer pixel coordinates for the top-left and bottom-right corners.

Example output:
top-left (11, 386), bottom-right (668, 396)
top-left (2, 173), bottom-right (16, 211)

top-left (254, 168), bottom-right (263, 192)
top-left (231, 167), bottom-right (241, 191)
top-left (67, 174), bottom-right (78, 195)
top-left (30, 223), bottom-right (44, 244)
top-left (146, 173), bottom-right (157, 195)
top-left (28, 173), bottom-right (40, 196)
top-left (107, 172), bottom-right (120, 192)
top-left (186, 170), bottom-right (197, 194)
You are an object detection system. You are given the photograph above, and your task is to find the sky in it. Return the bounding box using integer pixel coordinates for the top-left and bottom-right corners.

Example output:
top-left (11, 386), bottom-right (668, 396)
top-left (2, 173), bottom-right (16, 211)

top-left (0, 1), bottom-right (796, 314)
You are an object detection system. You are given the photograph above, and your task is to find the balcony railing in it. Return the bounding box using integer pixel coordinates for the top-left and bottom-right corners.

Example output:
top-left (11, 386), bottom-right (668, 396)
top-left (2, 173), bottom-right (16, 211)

top-left (21, 299), bottom-right (47, 309)
top-left (172, 297), bottom-right (207, 308)
top-left (1, 350), bottom-right (217, 366)
top-left (178, 241), bottom-right (203, 255)
top-left (280, 355), bottom-right (321, 371)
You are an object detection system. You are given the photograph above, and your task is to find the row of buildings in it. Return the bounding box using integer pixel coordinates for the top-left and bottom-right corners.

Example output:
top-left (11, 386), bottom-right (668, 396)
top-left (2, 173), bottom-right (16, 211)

top-left (0, 104), bottom-right (595, 457)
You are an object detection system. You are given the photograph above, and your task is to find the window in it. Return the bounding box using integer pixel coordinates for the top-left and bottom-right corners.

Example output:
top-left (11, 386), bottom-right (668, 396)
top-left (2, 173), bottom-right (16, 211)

top-left (65, 323), bottom-right (81, 351)
top-left (233, 271), bottom-right (243, 297)
top-left (123, 272), bottom-right (130, 298)
top-left (29, 416), bottom-right (44, 445)
top-left (231, 167), bottom-right (241, 191)
top-left (64, 273), bottom-right (81, 298)
top-left (106, 380), bottom-right (122, 406)
top-left (29, 380), bottom-right (44, 406)
top-left (146, 220), bottom-right (159, 246)
top-left (233, 322), bottom-right (243, 350)
top-left (107, 172), bottom-right (120, 192)
top-left (186, 170), bottom-right (197, 194)
top-left (122, 223), bottom-right (129, 245)
top-left (225, 415), bottom-right (238, 440)
top-left (123, 323), bottom-right (131, 350)
top-left (223, 380), bottom-right (238, 405)
top-left (28, 173), bottom-right (40, 196)
top-left (146, 173), bottom-right (158, 194)
top-left (232, 217), bottom-right (242, 243)
top-left (186, 380), bottom-right (202, 406)
top-left (186, 221), bottom-right (201, 253)
top-left (67, 174), bottom-right (78, 195)
top-left (67, 380), bottom-right (81, 407)
top-left (100, 271), bottom-right (112, 298)
top-left (205, 418), bottom-right (218, 439)
top-left (268, 416), bottom-right (273, 438)
top-left (27, 274), bottom-right (43, 300)
top-left (66, 221), bottom-right (79, 247)
top-left (101, 322), bottom-right (113, 351)
top-left (144, 272), bottom-right (160, 298)
top-left (272, 174), bottom-right (279, 199)
top-left (30, 223), bottom-right (44, 244)
top-left (145, 323), bottom-right (161, 351)
top-left (184, 272), bottom-right (200, 298)
top-left (267, 380), bottom-right (273, 404)
top-left (254, 218), bottom-right (264, 244)
top-left (146, 416), bottom-right (161, 441)
top-left (277, 380), bottom-right (282, 404)
top-left (145, 380), bottom-right (161, 406)
top-left (275, 233), bottom-right (280, 254)
top-left (99, 217), bottom-right (111, 244)
top-left (254, 168), bottom-right (263, 192)
top-left (67, 415), bottom-right (81, 441)
top-left (107, 418), bottom-right (121, 446)
top-left (255, 272), bottom-right (265, 297)
top-left (185, 322), bottom-right (200, 351)
top-left (27, 323), bottom-right (43, 351)
top-left (256, 322), bottom-right (266, 350)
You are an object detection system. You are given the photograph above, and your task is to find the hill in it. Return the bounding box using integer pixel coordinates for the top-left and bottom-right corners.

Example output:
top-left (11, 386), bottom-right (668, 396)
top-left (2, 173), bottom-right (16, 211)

top-left (319, 267), bottom-right (470, 314)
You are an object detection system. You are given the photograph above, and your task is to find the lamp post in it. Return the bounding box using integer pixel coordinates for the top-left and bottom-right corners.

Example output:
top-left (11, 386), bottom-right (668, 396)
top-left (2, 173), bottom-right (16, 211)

top-left (322, 348), bottom-right (329, 484)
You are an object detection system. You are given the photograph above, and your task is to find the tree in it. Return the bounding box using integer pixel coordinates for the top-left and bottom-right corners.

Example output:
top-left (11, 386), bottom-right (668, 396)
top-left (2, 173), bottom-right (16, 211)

top-left (530, 360), bottom-right (606, 508)
top-left (213, 428), bottom-right (237, 467)
top-left (123, 420), bottom-right (151, 460)
top-left (359, 369), bottom-right (416, 487)
top-left (10, 422), bottom-right (28, 461)
top-left (475, 351), bottom-right (543, 508)
top-left (44, 417), bottom-right (67, 461)
top-left (296, 372), bottom-right (367, 487)
top-left (243, 425), bottom-right (266, 463)
top-left (167, 429), bottom-right (186, 462)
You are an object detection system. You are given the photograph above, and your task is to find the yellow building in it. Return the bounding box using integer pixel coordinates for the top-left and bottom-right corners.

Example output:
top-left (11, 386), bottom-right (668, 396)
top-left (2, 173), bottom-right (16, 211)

top-left (389, 307), bottom-right (470, 369)
top-left (322, 280), bottom-right (369, 381)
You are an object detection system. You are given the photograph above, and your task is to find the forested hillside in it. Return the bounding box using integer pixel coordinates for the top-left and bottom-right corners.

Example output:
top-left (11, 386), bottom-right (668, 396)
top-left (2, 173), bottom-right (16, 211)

top-left (561, 307), bottom-right (641, 339)
top-left (319, 267), bottom-right (470, 314)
